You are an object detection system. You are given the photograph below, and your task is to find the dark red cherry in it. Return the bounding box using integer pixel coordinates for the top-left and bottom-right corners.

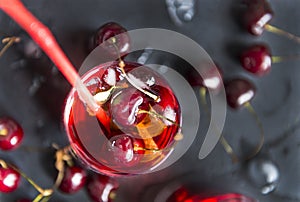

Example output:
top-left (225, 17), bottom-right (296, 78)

top-left (0, 166), bottom-right (21, 193)
top-left (150, 85), bottom-right (180, 118)
top-left (111, 87), bottom-right (150, 128)
top-left (0, 117), bottom-right (24, 151)
top-left (91, 22), bottom-right (130, 57)
top-left (166, 186), bottom-right (190, 202)
top-left (108, 134), bottom-right (142, 167)
top-left (188, 63), bottom-right (223, 92)
top-left (225, 78), bottom-right (256, 109)
top-left (241, 44), bottom-right (272, 76)
top-left (58, 166), bottom-right (87, 194)
top-left (244, 0), bottom-right (273, 35)
top-left (87, 174), bottom-right (119, 202)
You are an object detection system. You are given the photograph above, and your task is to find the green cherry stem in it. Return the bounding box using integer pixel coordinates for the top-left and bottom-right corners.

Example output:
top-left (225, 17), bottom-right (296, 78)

top-left (199, 87), bottom-right (207, 106)
top-left (138, 109), bottom-right (179, 126)
top-left (272, 55), bottom-right (300, 63)
top-left (265, 24), bottom-right (300, 44)
top-left (0, 159), bottom-right (53, 201)
top-left (198, 87), bottom-right (239, 163)
top-left (0, 159), bottom-right (8, 168)
top-left (244, 102), bottom-right (265, 160)
top-left (10, 164), bottom-right (53, 197)
top-left (219, 136), bottom-right (239, 163)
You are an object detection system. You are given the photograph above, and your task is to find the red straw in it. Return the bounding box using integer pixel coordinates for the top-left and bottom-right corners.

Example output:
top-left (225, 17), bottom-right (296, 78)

top-left (0, 0), bottom-right (110, 127)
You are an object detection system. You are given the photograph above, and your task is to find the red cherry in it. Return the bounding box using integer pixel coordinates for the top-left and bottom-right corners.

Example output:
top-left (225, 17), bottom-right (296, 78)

top-left (58, 166), bottom-right (87, 194)
top-left (240, 44), bottom-right (272, 76)
top-left (87, 174), bottom-right (119, 202)
top-left (132, 138), bottom-right (145, 155)
top-left (108, 134), bottom-right (142, 167)
top-left (0, 166), bottom-right (21, 193)
top-left (188, 63), bottom-right (223, 92)
top-left (0, 117), bottom-right (24, 151)
top-left (150, 85), bottom-right (176, 109)
top-left (90, 22), bottom-right (130, 57)
top-left (243, 0), bottom-right (273, 35)
top-left (166, 186), bottom-right (190, 202)
top-left (111, 87), bottom-right (150, 128)
top-left (225, 78), bottom-right (256, 109)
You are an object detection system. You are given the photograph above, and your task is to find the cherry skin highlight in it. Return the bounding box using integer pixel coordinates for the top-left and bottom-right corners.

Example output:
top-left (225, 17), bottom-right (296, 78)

top-left (225, 78), bottom-right (256, 109)
top-left (87, 174), bottom-right (119, 202)
top-left (243, 0), bottom-right (273, 35)
top-left (108, 134), bottom-right (142, 167)
top-left (240, 44), bottom-right (272, 76)
top-left (0, 117), bottom-right (24, 151)
top-left (58, 166), bottom-right (87, 194)
top-left (188, 64), bottom-right (223, 92)
top-left (0, 166), bottom-right (21, 193)
top-left (111, 88), bottom-right (150, 128)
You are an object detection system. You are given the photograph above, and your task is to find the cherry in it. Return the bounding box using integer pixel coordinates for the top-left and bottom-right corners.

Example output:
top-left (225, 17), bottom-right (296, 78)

top-left (225, 78), bottom-right (256, 109)
top-left (166, 186), bottom-right (190, 202)
top-left (87, 174), bottom-right (119, 202)
top-left (108, 134), bottom-right (142, 167)
top-left (58, 166), bottom-right (87, 194)
top-left (111, 87), bottom-right (150, 128)
top-left (243, 0), bottom-right (273, 35)
top-left (150, 85), bottom-right (179, 111)
top-left (188, 63), bottom-right (223, 92)
top-left (240, 44), bottom-right (272, 76)
top-left (90, 22), bottom-right (130, 57)
top-left (0, 165), bottom-right (20, 193)
top-left (0, 117), bottom-right (24, 150)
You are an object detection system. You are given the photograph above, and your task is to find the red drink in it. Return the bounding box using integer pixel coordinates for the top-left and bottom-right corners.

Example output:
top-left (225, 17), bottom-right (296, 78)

top-left (63, 61), bottom-right (181, 176)
top-left (167, 187), bottom-right (257, 202)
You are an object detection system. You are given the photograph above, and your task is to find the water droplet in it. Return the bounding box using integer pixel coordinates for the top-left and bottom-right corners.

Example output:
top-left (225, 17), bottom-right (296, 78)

top-left (248, 157), bottom-right (279, 194)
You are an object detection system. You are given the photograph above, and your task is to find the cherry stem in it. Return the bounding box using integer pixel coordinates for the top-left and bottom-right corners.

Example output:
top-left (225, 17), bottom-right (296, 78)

top-left (244, 102), bottom-right (265, 160)
top-left (109, 38), bottom-right (160, 102)
top-left (138, 109), bottom-right (179, 126)
top-left (32, 193), bottom-right (52, 202)
top-left (0, 159), bottom-right (53, 199)
top-left (10, 164), bottom-right (53, 197)
top-left (109, 191), bottom-right (117, 200)
top-left (272, 55), bottom-right (300, 63)
top-left (219, 136), bottom-right (239, 163)
top-left (0, 128), bottom-right (7, 136)
top-left (265, 24), bottom-right (300, 44)
top-left (199, 87), bottom-right (207, 106)
top-left (52, 144), bottom-right (73, 188)
top-left (0, 0), bottom-right (109, 124)
top-left (198, 88), bottom-right (239, 163)
top-left (0, 36), bottom-right (20, 57)
top-left (0, 159), bottom-right (8, 169)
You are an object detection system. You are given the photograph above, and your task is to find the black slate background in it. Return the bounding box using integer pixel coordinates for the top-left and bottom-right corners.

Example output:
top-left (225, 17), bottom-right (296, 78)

top-left (0, 0), bottom-right (300, 202)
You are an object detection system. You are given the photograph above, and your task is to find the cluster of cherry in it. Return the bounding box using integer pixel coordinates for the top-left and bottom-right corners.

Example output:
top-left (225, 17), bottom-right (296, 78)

top-left (190, 0), bottom-right (300, 164)
top-left (0, 23), bottom-right (130, 202)
top-left (0, 0), bottom-right (299, 201)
